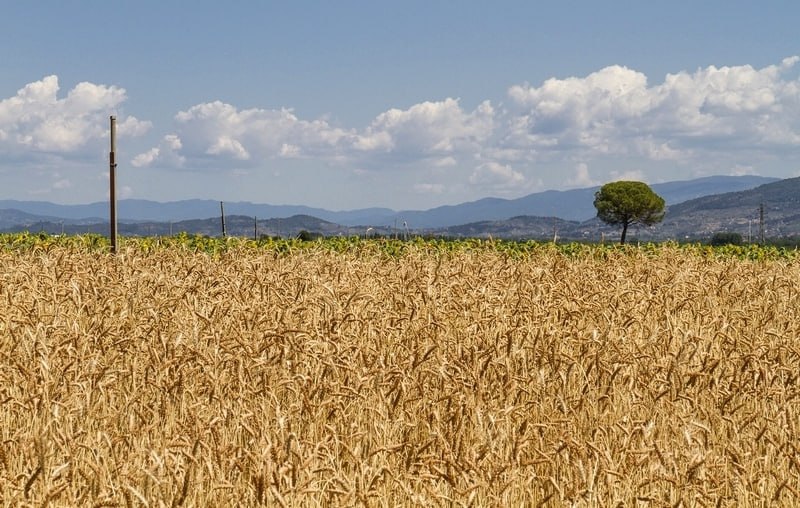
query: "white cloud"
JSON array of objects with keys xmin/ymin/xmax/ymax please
[
  {"xmin": 131, "ymin": 134, "xmax": 185, "ymax": 168},
  {"xmin": 131, "ymin": 148, "xmax": 159, "ymax": 168},
  {"xmin": 433, "ymin": 156, "xmax": 457, "ymax": 167},
  {"xmin": 631, "ymin": 137, "xmax": 686, "ymax": 161},
  {"xmin": 279, "ymin": 143, "xmax": 301, "ymax": 158},
  {"xmin": 469, "ymin": 162, "xmax": 524, "ymax": 188},
  {"xmin": 355, "ymin": 98, "xmax": 494, "ymax": 156},
  {"xmin": 139, "ymin": 97, "xmax": 498, "ymax": 177},
  {"xmin": 566, "ymin": 163, "xmax": 598, "ymax": 188},
  {"xmin": 207, "ymin": 136, "xmax": 250, "ymax": 160},
  {"xmin": 52, "ymin": 178, "xmax": 71, "ymax": 189},
  {"xmin": 169, "ymin": 100, "xmax": 352, "ymax": 164},
  {"xmin": 353, "ymin": 130, "xmax": 392, "ymax": 151},
  {"xmin": 609, "ymin": 169, "xmax": 645, "ymax": 182},
  {"xmin": 0, "ymin": 75, "xmax": 147, "ymax": 154},
  {"xmin": 504, "ymin": 57, "xmax": 800, "ymax": 162},
  {"xmin": 508, "ymin": 65, "xmax": 651, "ymax": 130},
  {"xmin": 414, "ymin": 183, "xmax": 445, "ymax": 194},
  {"xmin": 117, "ymin": 116, "xmax": 152, "ymax": 137},
  {"xmin": 115, "ymin": 56, "xmax": 800, "ymax": 199}
]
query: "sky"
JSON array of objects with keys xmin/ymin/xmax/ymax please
[{"xmin": 1, "ymin": 1, "xmax": 799, "ymax": 211}]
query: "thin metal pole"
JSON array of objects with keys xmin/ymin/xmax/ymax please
[
  {"xmin": 220, "ymin": 201, "xmax": 226, "ymax": 238},
  {"xmin": 109, "ymin": 116, "xmax": 118, "ymax": 253},
  {"xmin": 254, "ymin": 216, "xmax": 257, "ymax": 240}
]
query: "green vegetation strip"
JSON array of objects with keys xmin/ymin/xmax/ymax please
[{"xmin": 2, "ymin": 232, "xmax": 799, "ymax": 260}]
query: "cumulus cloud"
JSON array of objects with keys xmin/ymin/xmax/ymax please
[
  {"xmin": 131, "ymin": 148, "xmax": 159, "ymax": 168},
  {"xmin": 134, "ymin": 97, "xmax": 497, "ymax": 173},
  {"xmin": 0, "ymin": 75, "xmax": 148, "ymax": 154},
  {"xmin": 508, "ymin": 65, "xmax": 651, "ymax": 133},
  {"xmin": 469, "ymin": 162, "xmax": 525, "ymax": 189},
  {"xmin": 279, "ymin": 143, "xmax": 301, "ymax": 158},
  {"xmin": 126, "ymin": 56, "xmax": 800, "ymax": 195},
  {"xmin": 172, "ymin": 101, "xmax": 352, "ymax": 163},
  {"xmin": 131, "ymin": 101, "xmax": 358, "ymax": 169},
  {"xmin": 566, "ymin": 163, "xmax": 598, "ymax": 188},
  {"xmin": 117, "ymin": 116, "xmax": 152, "ymax": 137},
  {"xmin": 503, "ymin": 57, "xmax": 800, "ymax": 161},
  {"xmin": 131, "ymin": 134, "xmax": 185, "ymax": 168},
  {"xmin": 355, "ymin": 98, "xmax": 494, "ymax": 156},
  {"xmin": 207, "ymin": 135, "xmax": 250, "ymax": 160}
]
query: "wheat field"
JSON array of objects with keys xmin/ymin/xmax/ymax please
[{"xmin": 1, "ymin": 241, "xmax": 798, "ymax": 506}]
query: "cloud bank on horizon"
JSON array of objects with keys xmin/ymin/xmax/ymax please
[{"xmin": 2, "ymin": 56, "xmax": 799, "ymax": 207}]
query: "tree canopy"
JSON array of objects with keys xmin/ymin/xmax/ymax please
[{"xmin": 594, "ymin": 181, "xmax": 665, "ymax": 244}]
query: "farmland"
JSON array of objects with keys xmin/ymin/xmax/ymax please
[{"xmin": 1, "ymin": 235, "xmax": 799, "ymax": 506}]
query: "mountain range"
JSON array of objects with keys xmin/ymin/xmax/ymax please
[
  {"xmin": 2, "ymin": 174, "xmax": 796, "ymax": 241},
  {"xmin": 0, "ymin": 174, "xmax": 776, "ymax": 224},
  {"xmin": 436, "ymin": 176, "xmax": 800, "ymax": 242}
]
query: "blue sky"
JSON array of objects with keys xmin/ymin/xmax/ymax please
[{"xmin": 1, "ymin": 1, "xmax": 799, "ymax": 210}]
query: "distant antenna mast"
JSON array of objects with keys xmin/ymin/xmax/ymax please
[
  {"xmin": 553, "ymin": 218, "xmax": 558, "ymax": 243},
  {"xmin": 220, "ymin": 201, "xmax": 227, "ymax": 238},
  {"xmin": 109, "ymin": 116, "xmax": 118, "ymax": 253}
]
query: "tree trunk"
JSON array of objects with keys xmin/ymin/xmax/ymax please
[{"xmin": 620, "ymin": 222, "xmax": 629, "ymax": 245}]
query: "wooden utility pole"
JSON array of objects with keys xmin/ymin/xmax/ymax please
[
  {"xmin": 254, "ymin": 216, "xmax": 258, "ymax": 240},
  {"xmin": 220, "ymin": 201, "xmax": 227, "ymax": 238},
  {"xmin": 759, "ymin": 203, "xmax": 765, "ymax": 244},
  {"xmin": 109, "ymin": 116, "xmax": 118, "ymax": 254}
]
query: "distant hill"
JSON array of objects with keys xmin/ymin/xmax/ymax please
[
  {"xmin": 0, "ymin": 214, "xmax": 368, "ymax": 238},
  {"xmin": 0, "ymin": 175, "xmax": 776, "ymax": 230},
  {"xmin": 389, "ymin": 175, "xmax": 778, "ymax": 228},
  {"xmin": 440, "ymin": 216, "xmax": 581, "ymax": 240},
  {"xmin": 0, "ymin": 208, "xmax": 61, "ymax": 225},
  {"xmin": 428, "ymin": 177, "xmax": 800, "ymax": 242},
  {"xmin": 659, "ymin": 177, "xmax": 800, "ymax": 239},
  {"xmin": 0, "ymin": 198, "xmax": 392, "ymax": 225},
  {"xmin": 1, "ymin": 175, "xmax": 791, "ymax": 240}
]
